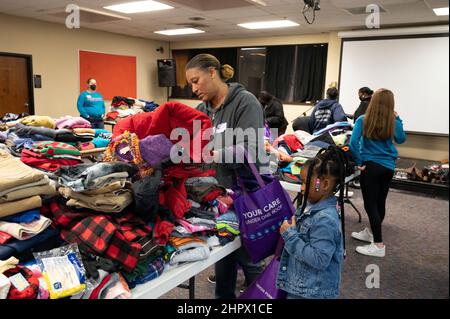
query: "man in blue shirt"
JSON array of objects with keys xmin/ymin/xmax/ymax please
[{"xmin": 77, "ymin": 78, "xmax": 106, "ymax": 129}]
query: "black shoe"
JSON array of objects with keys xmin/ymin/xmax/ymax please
[{"xmin": 207, "ymin": 275, "xmax": 216, "ymax": 284}]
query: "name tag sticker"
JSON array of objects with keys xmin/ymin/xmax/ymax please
[{"xmin": 216, "ymin": 123, "xmax": 227, "ymax": 134}]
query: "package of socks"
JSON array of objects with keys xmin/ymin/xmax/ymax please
[{"xmin": 33, "ymin": 243, "xmax": 87, "ymax": 299}]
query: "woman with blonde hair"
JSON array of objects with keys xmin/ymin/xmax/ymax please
[{"xmin": 350, "ymin": 89, "xmax": 406, "ymax": 257}]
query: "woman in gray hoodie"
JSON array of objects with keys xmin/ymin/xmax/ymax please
[{"xmin": 185, "ymin": 53, "xmax": 267, "ymax": 299}]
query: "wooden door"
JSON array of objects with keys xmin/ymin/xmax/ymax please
[{"xmin": 0, "ymin": 55, "xmax": 31, "ymax": 117}]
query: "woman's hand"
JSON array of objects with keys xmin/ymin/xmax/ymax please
[
  {"xmin": 278, "ymin": 151, "xmax": 293, "ymax": 163},
  {"xmin": 280, "ymin": 216, "xmax": 296, "ymax": 234},
  {"xmin": 357, "ymin": 166, "xmax": 366, "ymax": 172},
  {"xmin": 394, "ymin": 111, "xmax": 399, "ymax": 118}
]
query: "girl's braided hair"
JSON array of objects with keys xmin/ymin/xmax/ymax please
[{"xmin": 298, "ymin": 145, "xmax": 350, "ymax": 257}]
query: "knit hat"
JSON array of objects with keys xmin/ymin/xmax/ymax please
[
  {"xmin": 139, "ymin": 134, "xmax": 173, "ymax": 167},
  {"xmin": 104, "ymin": 131, "xmax": 153, "ymax": 178}
]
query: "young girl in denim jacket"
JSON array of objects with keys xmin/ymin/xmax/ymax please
[{"xmin": 277, "ymin": 146, "xmax": 348, "ymax": 299}]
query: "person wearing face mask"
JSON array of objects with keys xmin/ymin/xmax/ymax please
[
  {"xmin": 185, "ymin": 53, "xmax": 268, "ymax": 299},
  {"xmin": 353, "ymin": 87, "xmax": 374, "ymax": 122},
  {"xmin": 77, "ymin": 78, "xmax": 106, "ymax": 129}
]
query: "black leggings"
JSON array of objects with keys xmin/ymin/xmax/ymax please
[{"xmin": 360, "ymin": 161, "xmax": 394, "ymax": 243}]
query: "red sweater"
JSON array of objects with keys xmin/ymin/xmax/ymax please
[{"xmin": 112, "ymin": 102, "xmax": 212, "ymax": 163}]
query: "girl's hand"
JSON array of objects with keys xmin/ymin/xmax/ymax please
[
  {"xmin": 357, "ymin": 165, "xmax": 366, "ymax": 172},
  {"xmin": 394, "ymin": 111, "xmax": 399, "ymax": 118},
  {"xmin": 280, "ymin": 216, "xmax": 296, "ymax": 234}
]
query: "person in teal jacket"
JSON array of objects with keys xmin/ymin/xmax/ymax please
[
  {"xmin": 77, "ymin": 78, "xmax": 105, "ymax": 129},
  {"xmin": 349, "ymin": 88, "xmax": 406, "ymax": 258}
]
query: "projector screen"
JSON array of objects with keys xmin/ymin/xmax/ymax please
[{"xmin": 339, "ymin": 36, "xmax": 449, "ymax": 135}]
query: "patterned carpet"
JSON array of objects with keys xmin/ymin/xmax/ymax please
[{"xmin": 160, "ymin": 187, "xmax": 449, "ymax": 299}]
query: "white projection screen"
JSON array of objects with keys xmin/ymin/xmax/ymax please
[{"xmin": 339, "ymin": 35, "xmax": 449, "ymax": 135}]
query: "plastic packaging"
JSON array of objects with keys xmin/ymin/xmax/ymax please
[{"xmin": 33, "ymin": 243, "xmax": 87, "ymax": 299}]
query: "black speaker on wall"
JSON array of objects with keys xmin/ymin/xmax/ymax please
[{"xmin": 157, "ymin": 59, "xmax": 176, "ymax": 87}]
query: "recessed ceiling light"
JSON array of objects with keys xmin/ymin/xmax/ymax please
[
  {"xmin": 433, "ymin": 7, "xmax": 449, "ymax": 16},
  {"xmin": 246, "ymin": 0, "xmax": 267, "ymax": 6},
  {"xmin": 104, "ymin": 1, "xmax": 173, "ymax": 14},
  {"xmin": 238, "ymin": 20, "xmax": 299, "ymax": 29},
  {"xmin": 154, "ymin": 28, "xmax": 205, "ymax": 36}
]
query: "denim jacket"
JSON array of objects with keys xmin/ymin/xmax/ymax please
[{"xmin": 276, "ymin": 196, "xmax": 343, "ymax": 299}]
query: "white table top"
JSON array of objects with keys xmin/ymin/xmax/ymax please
[{"xmin": 131, "ymin": 237, "xmax": 242, "ymax": 299}]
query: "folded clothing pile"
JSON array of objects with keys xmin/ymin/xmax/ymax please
[
  {"xmin": 13, "ymin": 123, "xmax": 78, "ymax": 144},
  {"xmin": 55, "ymin": 162, "xmax": 136, "ymax": 213},
  {"xmin": 312, "ymin": 121, "xmax": 353, "ymax": 137},
  {"xmin": 185, "ymin": 176, "xmax": 227, "ymax": 204},
  {"xmin": 0, "ymin": 151, "xmax": 58, "ymax": 261},
  {"xmin": 92, "ymin": 129, "xmax": 112, "ymax": 148},
  {"xmin": 73, "ymin": 128, "xmax": 95, "ymax": 142},
  {"xmin": 1, "ymin": 112, "xmax": 29, "ymax": 123},
  {"xmin": 0, "ymin": 150, "xmax": 57, "ymax": 218},
  {"xmin": 55, "ymin": 116, "xmax": 92, "ymax": 129},
  {"xmin": 56, "ymin": 162, "xmax": 137, "ymax": 192},
  {"xmin": 168, "ymin": 236, "xmax": 210, "ymax": 265},
  {"xmin": 215, "ymin": 211, "xmax": 240, "ymax": 246},
  {"xmin": 21, "ymin": 141, "xmax": 83, "ymax": 172},
  {"xmin": 87, "ymin": 272, "xmax": 131, "ymax": 299},
  {"xmin": 42, "ymin": 199, "xmax": 152, "ymax": 272},
  {"xmin": 19, "ymin": 116, "xmax": 56, "ymax": 129},
  {"xmin": 106, "ymin": 96, "xmax": 158, "ymax": 121},
  {"xmin": 0, "ymin": 210, "xmax": 52, "ymax": 241}
]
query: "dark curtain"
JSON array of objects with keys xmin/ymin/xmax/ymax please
[
  {"xmin": 294, "ymin": 44, "xmax": 328, "ymax": 102},
  {"xmin": 263, "ymin": 46, "xmax": 296, "ymax": 101}
]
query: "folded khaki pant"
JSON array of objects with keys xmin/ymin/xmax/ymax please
[
  {"xmin": 0, "ymin": 176, "xmax": 50, "ymax": 197},
  {"xmin": 59, "ymin": 187, "xmax": 132, "ymax": 213},
  {"xmin": 0, "ymin": 150, "xmax": 44, "ymax": 194},
  {"xmin": 80, "ymin": 180, "xmax": 132, "ymax": 195},
  {"xmin": 0, "ymin": 196, "xmax": 42, "ymax": 218},
  {"xmin": 0, "ymin": 181, "xmax": 57, "ymax": 203}
]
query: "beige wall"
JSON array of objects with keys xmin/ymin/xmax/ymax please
[{"xmin": 0, "ymin": 13, "xmax": 169, "ymax": 118}]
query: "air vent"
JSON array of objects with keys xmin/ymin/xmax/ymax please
[
  {"xmin": 44, "ymin": 6, "xmax": 130, "ymax": 23},
  {"xmin": 176, "ymin": 23, "xmax": 209, "ymax": 28},
  {"xmin": 189, "ymin": 17, "xmax": 206, "ymax": 21},
  {"xmin": 169, "ymin": 0, "xmax": 253, "ymax": 11},
  {"xmin": 343, "ymin": 6, "xmax": 387, "ymax": 15}
]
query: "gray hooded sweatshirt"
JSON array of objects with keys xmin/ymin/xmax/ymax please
[{"xmin": 197, "ymin": 83, "xmax": 268, "ymax": 188}]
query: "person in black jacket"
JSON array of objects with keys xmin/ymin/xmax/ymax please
[
  {"xmin": 259, "ymin": 91, "xmax": 289, "ymax": 137},
  {"xmin": 353, "ymin": 87, "xmax": 374, "ymax": 121}
]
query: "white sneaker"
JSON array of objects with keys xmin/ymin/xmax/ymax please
[
  {"xmin": 356, "ymin": 243, "xmax": 385, "ymax": 257},
  {"xmin": 351, "ymin": 228, "xmax": 374, "ymax": 243}
]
